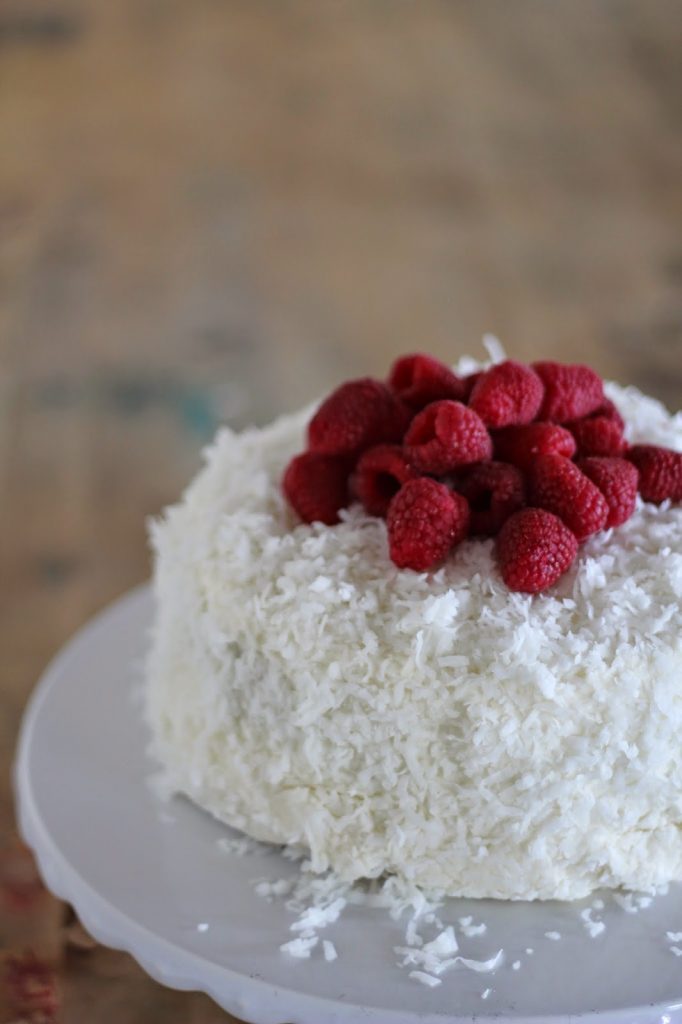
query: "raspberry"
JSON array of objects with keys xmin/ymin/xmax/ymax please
[
  {"xmin": 388, "ymin": 353, "xmax": 465, "ymax": 409},
  {"xmin": 404, "ymin": 400, "xmax": 492, "ymax": 474},
  {"xmin": 468, "ymin": 360, "xmax": 544, "ymax": 428},
  {"xmin": 533, "ymin": 362, "xmax": 604, "ymax": 423},
  {"xmin": 568, "ymin": 415, "xmax": 626, "ymax": 457},
  {"xmin": 387, "ymin": 478, "xmax": 470, "ymax": 571},
  {"xmin": 307, "ymin": 378, "xmax": 409, "ymax": 456},
  {"xmin": 496, "ymin": 508, "xmax": 578, "ymax": 593},
  {"xmin": 591, "ymin": 397, "xmax": 625, "ymax": 431},
  {"xmin": 282, "ymin": 451, "xmax": 350, "ymax": 525},
  {"xmin": 353, "ymin": 444, "xmax": 418, "ymax": 518},
  {"xmin": 578, "ymin": 457, "xmax": 639, "ymax": 528},
  {"xmin": 626, "ymin": 445, "xmax": 682, "ymax": 503},
  {"xmin": 493, "ymin": 422, "xmax": 577, "ymax": 471},
  {"xmin": 528, "ymin": 454, "xmax": 609, "ymax": 540},
  {"xmin": 458, "ymin": 461, "xmax": 526, "ymax": 536}
]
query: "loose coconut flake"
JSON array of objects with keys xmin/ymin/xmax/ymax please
[
  {"xmin": 409, "ymin": 971, "xmax": 442, "ymax": 988},
  {"xmin": 580, "ymin": 907, "xmax": 606, "ymax": 938},
  {"xmin": 254, "ymin": 855, "xmax": 505, "ymax": 985},
  {"xmin": 280, "ymin": 935, "xmax": 318, "ymax": 959},
  {"xmin": 322, "ymin": 939, "xmax": 338, "ymax": 962}
]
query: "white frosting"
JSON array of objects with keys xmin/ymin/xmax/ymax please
[{"xmin": 146, "ymin": 379, "xmax": 682, "ymax": 900}]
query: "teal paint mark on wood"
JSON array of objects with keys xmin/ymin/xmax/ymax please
[
  {"xmin": 34, "ymin": 371, "xmax": 220, "ymax": 442},
  {"xmin": 177, "ymin": 389, "xmax": 218, "ymax": 441}
]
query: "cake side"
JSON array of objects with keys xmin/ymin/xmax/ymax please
[{"xmin": 146, "ymin": 382, "xmax": 682, "ymax": 900}]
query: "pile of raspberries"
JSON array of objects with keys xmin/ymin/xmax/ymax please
[{"xmin": 282, "ymin": 355, "xmax": 682, "ymax": 593}]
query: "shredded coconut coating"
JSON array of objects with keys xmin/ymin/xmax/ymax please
[{"xmin": 146, "ymin": 380, "xmax": 682, "ymax": 900}]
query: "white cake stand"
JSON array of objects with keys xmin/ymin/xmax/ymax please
[{"xmin": 14, "ymin": 586, "xmax": 682, "ymax": 1024}]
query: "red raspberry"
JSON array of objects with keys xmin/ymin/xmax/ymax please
[
  {"xmin": 468, "ymin": 360, "xmax": 544, "ymax": 428},
  {"xmin": 493, "ymin": 422, "xmax": 577, "ymax": 471},
  {"xmin": 307, "ymin": 378, "xmax": 409, "ymax": 457},
  {"xmin": 591, "ymin": 397, "xmax": 625, "ymax": 431},
  {"xmin": 568, "ymin": 415, "xmax": 626, "ymax": 457},
  {"xmin": 282, "ymin": 451, "xmax": 350, "ymax": 525},
  {"xmin": 528, "ymin": 454, "xmax": 609, "ymax": 540},
  {"xmin": 388, "ymin": 353, "xmax": 465, "ymax": 409},
  {"xmin": 387, "ymin": 478, "xmax": 470, "ymax": 571},
  {"xmin": 626, "ymin": 445, "xmax": 682, "ymax": 503},
  {"xmin": 404, "ymin": 400, "xmax": 492, "ymax": 474},
  {"xmin": 533, "ymin": 362, "xmax": 604, "ymax": 423},
  {"xmin": 458, "ymin": 462, "xmax": 526, "ymax": 536},
  {"xmin": 496, "ymin": 508, "xmax": 578, "ymax": 593},
  {"xmin": 353, "ymin": 444, "xmax": 418, "ymax": 518},
  {"xmin": 578, "ymin": 457, "xmax": 639, "ymax": 528}
]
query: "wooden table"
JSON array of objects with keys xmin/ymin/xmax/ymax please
[{"xmin": 1, "ymin": 1, "xmax": 680, "ymax": 1020}]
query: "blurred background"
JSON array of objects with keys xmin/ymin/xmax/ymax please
[{"xmin": 1, "ymin": 1, "xmax": 681, "ymax": 1020}]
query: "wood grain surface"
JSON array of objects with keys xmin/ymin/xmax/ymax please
[{"xmin": 1, "ymin": 1, "xmax": 681, "ymax": 1020}]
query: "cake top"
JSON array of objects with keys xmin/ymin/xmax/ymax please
[
  {"xmin": 175, "ymin": 363, "xmax": 682, "ymax": 677},
  {"xmin": 280, "ymin": 351, "xmax": 682, "ymax": 593}
]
